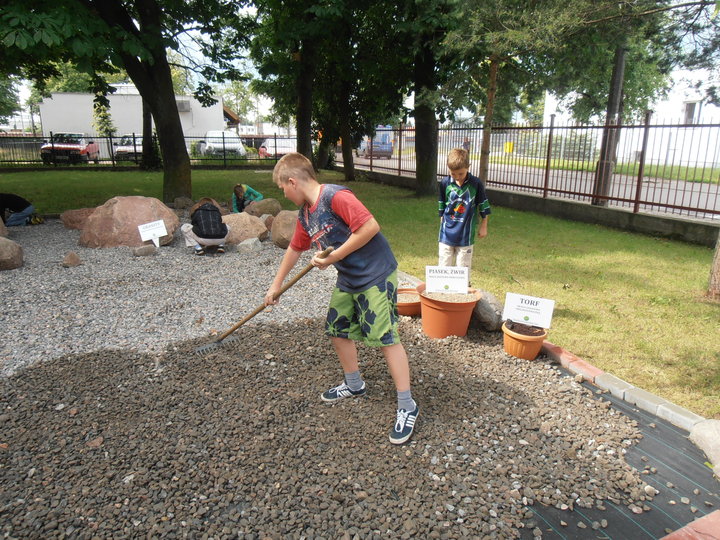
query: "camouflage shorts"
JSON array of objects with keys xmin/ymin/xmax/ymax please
[{"xmin": 324, "ymin": 270, "xmax": 400, "ymax": 347}]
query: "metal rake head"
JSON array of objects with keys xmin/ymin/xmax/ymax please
[{"xmin": 194, "ymin": 334, "xmax": 241, "ymax": 356}]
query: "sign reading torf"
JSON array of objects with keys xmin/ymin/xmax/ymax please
[
  {"xmin": 425, "ymin": 265, "xmax": 469, "ymax": 294},
  {"xmin": 502, "ymin": 292, "xmax": 555, "ymax": 329}
]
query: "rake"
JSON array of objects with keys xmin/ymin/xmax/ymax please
[{"xmin": 195, "ymin": 247, "xmax": 333, "ymax": 356}]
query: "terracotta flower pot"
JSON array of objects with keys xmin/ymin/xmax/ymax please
[
  {"xmin": 397, "ymin": 288, "xmax": 421, "ymax": 316},
  {"xmin": 417, "ymin": 283, "xmax": 482, "ymax": 339},
  {"xmin": 501, "ymin": 322, "xmax": 548, "ymax": 360}
]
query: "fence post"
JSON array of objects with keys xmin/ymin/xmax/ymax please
[
  {"xmin": 543, "ymin": 114, "xmax": 555, "ymax": 198},
  {"xmin": 50, "ymin": 131, "xmax": 56, "ymax": 167},
  {"xmin": 222, "ymin": 131, "xmax": 227, "ymax": 167},
  {"xmin": 397, "ymin": 124, "xmax": 403, "ymax": 176},
  {"xmin": 369, "ymin": 134, "xmax": 374, "ymax": 171},
  {"xmin": 109, "ymin": 133, "xmax": 115, "ymax": 167},
  {"xmin": 633, "ymin": 110, "xmax": 652, "ymax": 214}
]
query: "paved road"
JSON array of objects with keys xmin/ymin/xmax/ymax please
[{"xmin": 343, "ymin": 154, "xmax": 720, "ymax": 222}]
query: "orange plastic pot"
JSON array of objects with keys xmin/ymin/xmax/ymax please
[
  {"xmin": 501, "ymin": 322, "xmax": 548, "ymax": 360},
  {"xmin": 417, "ymin": 283, "xmax": 481, "ymax": 339},
  {"xmin": 397, "ymin": 288, "xmax": 421, "ymax": 316}
]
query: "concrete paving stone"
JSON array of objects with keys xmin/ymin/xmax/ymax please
[
  {"xmin": 656, "ymin": 402, "xmax": 705, "ymax": 432},
  {"xmin": 661, "ymin": 509, "xmax": 720, "ymax": 540},
  {"xmin": 624, "ymin": 387, "xmax": 668, "ymax": 415},
  {"xmin": 594, "ymin": 373, "xmax": 635, "ymax": 399},
  {"xmin": 690, "ymin": 420, "xmax": 720, "ymax": 478}
]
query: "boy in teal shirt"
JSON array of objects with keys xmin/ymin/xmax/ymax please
[{"xmin": 438, "ymin": 148, "xmax": 491, "ymax": 274}]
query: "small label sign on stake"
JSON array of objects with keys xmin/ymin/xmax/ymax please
[
  {"xmin": 425, "ymin": 266, "xmax": 469, "ymax": 294},
  {"xmin": 138, "ymin": 220, "xmax": 167, "ymax": 248},
  {"xmin": 502, "ymin": 293, "xmax": 555, "ymax": 329}
]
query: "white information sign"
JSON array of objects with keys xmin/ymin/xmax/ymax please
[
  {"xmin": 138, "ymin": 220, "xmax": 167, "ymax": 248},
  {"xmin": 425, "ymin": 266, "xmax": 469, "ymax": 294},
  {"xmin": 502, "ymin": 293, "xmax": 555, "ymax": 329}
]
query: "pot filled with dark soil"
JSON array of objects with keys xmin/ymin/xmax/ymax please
[{"xmin": 501, "ymin": 319, "xmax": 548, "ymax": 360}]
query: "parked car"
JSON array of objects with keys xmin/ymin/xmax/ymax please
[
  {"xmin": 356, "ymin": 127, "xmax": 393, "ymax": 159},
  {"xmin": 260, "ymin": 138, "xmax": 297, "ymax": 158},
  {"xmin": 113, "ymin": 134, "xmax": 143, "ymax": 161},
  {"xmin": 199, "ymin": 130, "xmax": 247, "ymax": 157},
  {"xmin": 40, "ymin": 133, "xmax": 100, "ymax": 164}
]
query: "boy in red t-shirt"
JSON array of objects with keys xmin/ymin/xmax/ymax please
[{"xmin": 264, "ymin": 153, "xmax": 418, "ymax": 444}]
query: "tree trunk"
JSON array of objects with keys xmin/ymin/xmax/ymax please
[
  {"xmin": 90, "ymin": 0, "xmax": 191, "ymax": 202},
  {"xmin": 315, "ymin": 138, "xmax": 331, "ymax": 170},
  {"xmin": 478, "ymin": 56, "xmax": 499, "ymax": 184},
  {"xmin": 592, "ymin": 43, "xmax": 627, "ymax": 206},
  {"xmin": 136, "ymin": 60, "xmax": 191, "ymax": 202},
  {"xmin": 295, "ymin": 42, "xmax": 316, "ymax": 161},
  {"xmin": 708, "ymin": 229, "xmax": 720, "ymax": 300},
  {"xmin": 414, "ymin": 41, "xmax": 438, "ymax": 196},
  {"xmin": 340, "ymin": 121, "xmax": 355, "ymax": 182},
  {"xmin": 139, "ymin": 98, "xmax": 161, "ymax": 170}
]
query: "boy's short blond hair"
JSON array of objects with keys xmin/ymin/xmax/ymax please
[
  {"xmin": 447, "ymin": 148, "xmax": 470, "ymax": 170},
  {"xmin": 273, "ymin": 152, "xmax": 316, "ymax": 186}
]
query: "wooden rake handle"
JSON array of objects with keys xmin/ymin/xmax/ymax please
[{"xmin": 215, "ymin": 246, "xmax": 334, "ymax": 342}]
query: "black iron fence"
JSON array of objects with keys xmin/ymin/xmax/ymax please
[
  {"xmin": 340, "ymin": 120, "xmax": 720, "ymax": 222},
  {"xmin": 0, "ymin": 133, "xmax": 297, "ymax": 167},
  {"xmin": 2, "ymin": 120, "xmax": 719, "ymax": 221}
]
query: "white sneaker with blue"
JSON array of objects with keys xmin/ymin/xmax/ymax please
[
  {"xmin": 389, "ymin": 404, "xmax": 419, "ymax": 444},
  {"xmin": 321, "ymin": 381, "xmax": 366, "ymax": 403}
]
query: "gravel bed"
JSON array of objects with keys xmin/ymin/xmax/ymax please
[
  {"xmin": 0, "ymin": 220, "xmax": 654, "ymax": 538},
  {"xmin": 1, "ymin": 219, "xmax": 339, "ymax": 377}
]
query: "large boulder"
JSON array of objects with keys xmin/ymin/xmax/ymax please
[
  {"xmin": 61, "ymin": 207, "xmax": 96, "ymax": 230},
  {"xmin": 0, "ymin": 220, "xmax": 7, "ymax": 238},
  {"xmin": 222, "ymin": 212, "xmax": 269, "ymax": 245},
  {"xmin": 79, "ymin": 196, "xmax": 180, "ymax": 248},
  {"xmin": 0, "ymin": 237, "xmax": 23, "ymax": 270},
  {"xmin": 245, "ymin": 198, "xmax": 282, "ymax": 217},
  {"xmin": 271, "ymin": 210, "xmax": 299, "ymax": 249}
]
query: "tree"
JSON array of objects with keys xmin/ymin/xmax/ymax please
[
  {"xmin": 251, "ymin": 0, "xmax": 411, "ymax": 177},
  {"xmin": 709, "ymin": 229, "xmax": 720, "ymax": 300},
  {"xmin": 219, "ymin": 79, "xmax": 256, "ymax": 124},
  {"xmin": 0, "ymin": 76, "xmax": 21, "ymax": 124},
  {"xmin": 1, "ymin": 1, "xmax": 251, "ymax": 202}
]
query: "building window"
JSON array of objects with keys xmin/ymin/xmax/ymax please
[{"xmin": 683, "ymin": 102, "xmax": 697, "ymax": 124}]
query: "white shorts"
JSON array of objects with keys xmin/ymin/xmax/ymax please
[
  {"xmin": 438, "ymin": 242, "xmax": 474, "ymax": 271},
  {"xmin": 181, "ymin": 223, "xmax": 230, "ymax": 247}
]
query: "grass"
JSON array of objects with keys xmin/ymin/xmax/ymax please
[{"xmin": 2, "ymin": 168, "xmax": 718, "ymax": 419}]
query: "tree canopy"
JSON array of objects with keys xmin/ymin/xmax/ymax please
[{"xmin": 1, "ymin": 0, "xmax": 717, "ymax": 196}]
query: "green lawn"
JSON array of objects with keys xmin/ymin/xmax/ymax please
[{"xmin": 2, "ymin": 168, "xmax": 718, "ymax": 419}]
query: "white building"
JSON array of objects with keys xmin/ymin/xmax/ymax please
[{"xmin": 38, "ymin": 84, "xmax": 225, "ymax": 139}]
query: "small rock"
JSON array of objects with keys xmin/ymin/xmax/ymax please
[
  {"xmin": 62, "ymin": 251, "xmax": 82, "ymax": 267},
  {"xmin": 85, "ymin": 436, "xmax": 104, "ymax": 448},
  {"xmin": 131, "ymin": 244, "xmax": 157, "ymax": 257}
]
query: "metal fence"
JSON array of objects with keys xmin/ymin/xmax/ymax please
[
  {"xmin": 2, "ymin": 120, "xmax": 719, "ymax": 221},
  {"xmin": 0, "ymin": 133, "xmax": 296, "ymax": 167},
  {"xmin": 341, "ymin": 120, "xmax": 720, "ymax": 222}
]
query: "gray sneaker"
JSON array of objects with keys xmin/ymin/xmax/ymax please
[{"xmin": 321, "ymin": 381, "xmax": 366, "ymax": 403}]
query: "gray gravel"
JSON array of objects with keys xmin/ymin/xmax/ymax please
[
  {"xmin": 1, "ymin": 219, "xmax": 339, "ymax": 377},
  {"xmin": 0, "ymin": 220, "xmax": 656, "ymax": 539}
]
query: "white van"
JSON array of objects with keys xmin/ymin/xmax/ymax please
[{"xmin": 200, "ymin": 130, "xmax": 247, "ymax": 157}]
